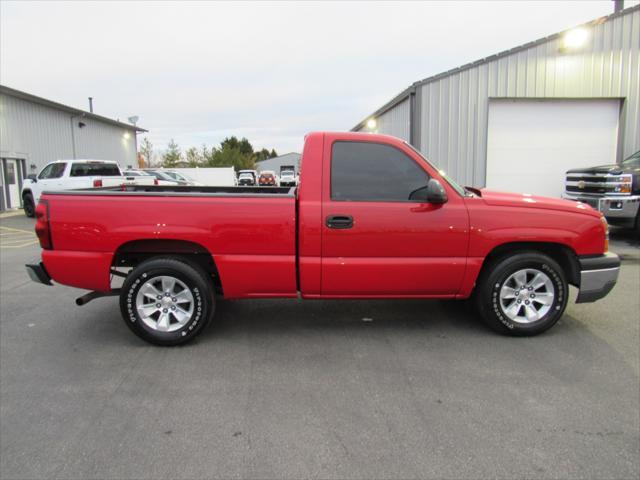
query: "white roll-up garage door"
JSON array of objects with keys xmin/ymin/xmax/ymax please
[{"xmin": 486, "ymin": 99, "xmax": 620, "ymax": 198}]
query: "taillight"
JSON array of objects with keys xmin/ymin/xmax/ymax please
[
  {"xmin": 154, "ymin": 179, "xmax": 159, "ymax": 185},
  {"xmin": 93, "ymin": 179, "xmax": 103, "ymax": 187},
  {"xmin": 35, "ymin": 200, "xmax": 53, "ymax": 250}
]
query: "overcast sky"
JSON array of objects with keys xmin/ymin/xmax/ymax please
[{"xmin": 0, "ymin": 1, "xmax": 630, "ymax": 154}]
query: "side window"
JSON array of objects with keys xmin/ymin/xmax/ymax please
[
  {"xmin": 38, "ymin": 164, "xmax": 55, "ymax": 179},
  {"xmin": 331, "ymin": 141, "xmax": 429, "ymax": 202},
  {"xmin": 49, "ymin": 163, "xmax": 66, "ymax": 178}
]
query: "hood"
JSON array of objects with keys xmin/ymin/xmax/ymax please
[
  {"xmin": 479, "ymin": 189, "xmax": 600, "ymax": 218},
  {"xmin": 566, "ymin": 164, "xmax": 625, "ymax": 175}
]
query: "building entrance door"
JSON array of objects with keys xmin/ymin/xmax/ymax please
[{"xmin": 3, "ymin": 159, "xmax": 22, "ymax": 209}]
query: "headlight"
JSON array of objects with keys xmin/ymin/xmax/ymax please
[{"xmin": 615, "ymin": 175, "xmax": 632, "ymax": 194}]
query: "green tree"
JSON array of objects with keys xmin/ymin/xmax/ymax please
[
  {"xmin": 162, "ymin": 139, "xmax": 182, "ymax": 167},
  {"xmin": 185, "ymin": 146, "xmax": 204, "ymax": 167},
  {"xmin": 270, "ymin": 148, "xmax": 278, "ymax": 158},
  {"xmin": 254, "ymin": 148, "xmax": 271, "ymax": 162},
  {"xmin": 138, "ymin": 137, "xmax": 153, "ymax": 167},
  {"xmin": 209, "ymin": 142, "xmax": 256, "ymax": 170}
]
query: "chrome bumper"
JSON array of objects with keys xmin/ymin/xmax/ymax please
[
  {"xmin": 575, "ymin": 252, "xmax": 620, "ymax": 303},
  {"xmin": 563, "ymin": 193, "xmax": 640, "ymax": 221}
]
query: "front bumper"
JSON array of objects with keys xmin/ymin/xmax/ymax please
[
  {"xmin": 563, "ymin": 193, "xmax": 640, "ymax": 223},
  {"xmin": 25, "ymin": 262, "xmax": 53, "ymax": 286},
  {"xmin": 575, "ymin": 252, "xmax": 620, "ymax": 303}
]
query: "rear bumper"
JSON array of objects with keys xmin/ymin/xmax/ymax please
[
  {"xmin": 25, "ymin": 262, "xmax": 53, "ymax": 286},
  {"xmin": 576, "ymin": 252, "xmax": 620, "ymax": 303}
]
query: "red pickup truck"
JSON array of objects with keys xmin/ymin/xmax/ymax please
[{"xmin": 27, "ymin": 132, "xmax": 620, "ymax": 345}]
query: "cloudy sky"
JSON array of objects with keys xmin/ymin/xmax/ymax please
[{"xmin": 0, "ymin": 1, "xmax": 628, "ymax": 154}]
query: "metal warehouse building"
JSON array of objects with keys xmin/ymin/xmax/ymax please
[
  {"xmin": 256, "ymin": 152, "xmax": 302, "ymax": 174},
  {"xmin": 353, "ymin": 5, "xmax": 639, "ymax": 198},
  {"xmin": 0, "ymin": 85, "xmax": 146, "ymax": 211}
]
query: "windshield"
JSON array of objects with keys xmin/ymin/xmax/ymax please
[
  {"xmin": 153, "ymin": 171, "xmax": 175, "ymax": 181},
  {"xmin": 622, "ymin": 151, "xmax": 640, "ymax": 168},
  {"xmin": 239, "ymin": 173, "xmax": 253, "ymax": 179},
  {"xmin": 166, "ymin": 171, "xmax": 193, "ymax": 182},
  {"xmin": 404, "ymin": 142, "xmax": 467, "ymax": 196}
]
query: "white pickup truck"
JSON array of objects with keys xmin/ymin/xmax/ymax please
[{"xmin": 21, "ymin": 159, "xmax": 156, "ymax": 217}]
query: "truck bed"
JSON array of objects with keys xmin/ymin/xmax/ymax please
[
  {"xmin": 39, "ymin": 187, "xmax": 298, "ymax": 298},
  {"xmin": 46, "ymin": 185, "xmax": 296, "ymax": 197}
]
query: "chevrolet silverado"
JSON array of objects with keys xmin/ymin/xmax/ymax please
[{"xmin": 26, "ymin": 132, "xmax": 620, "ymax": 345}]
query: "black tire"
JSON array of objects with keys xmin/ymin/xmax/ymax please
[
  {"xmin": 23, "ymin": 193, "xmax": 35, "ymax": 217},
  {"xmin": 475, "ymin": 251, "xmax": 568, "ymax": 336},
  {"xmin": 119, "ymin": 257, "xmax": 215, "ymax": 346}
]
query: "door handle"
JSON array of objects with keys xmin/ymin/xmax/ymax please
[{"xmin": 326, "ymin": 215, "xmax": 353, "ymax": 229}]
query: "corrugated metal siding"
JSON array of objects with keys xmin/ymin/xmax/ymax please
[
  {"xmin": 0, "ymin": 94, "xmax": 138, "ymax": 173},
  {"xmin": 356, "ymin": 97, "xmax": 411, "ymax": 142},
  {"xmin": 256, "ymin": 153, "xmax": 302, "ymax": 173},
  {"xmin": 355, "ymin": 7, "xmax": 639, "ymax": 187},
  {"xmin": 0, "ymin": 94, "xmax": 74, "ymax": 167}
]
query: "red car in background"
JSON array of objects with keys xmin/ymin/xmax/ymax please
[{"xmin": 258, "ymin": 171, "xmax": 277, "ymax": 186}]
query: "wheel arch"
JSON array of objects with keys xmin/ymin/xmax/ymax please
[
  {"xmin": 479, "ymin": 241, "xmax": 580, "ymax": 287},
  {"xmin": 112, "ymin": 239, "xmax": 224, "ymax": 295}
]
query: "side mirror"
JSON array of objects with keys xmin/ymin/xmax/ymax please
[
  {"xmin": 426, "ymin": 179, "xmax": 448, "ymax": 204},
  {"xmin": 27, "ymin": 174, "xmax": 37, "ymax": 182}
]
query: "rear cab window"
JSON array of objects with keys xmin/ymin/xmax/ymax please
[
  {"xmin": 70, "ymin": 162, "xmax": 121, "ymax": 177},
  {"xmin": 330, "ymin": 141, "xmax": 429, "ymax": 202}
]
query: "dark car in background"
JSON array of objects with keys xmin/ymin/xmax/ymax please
[{"xmin": 563, "ymin": 150, "xmax": 640, "ymax": 233}]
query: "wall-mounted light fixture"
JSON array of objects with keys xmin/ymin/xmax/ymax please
[
  {"xmin": 561, "ymin": 27, "xmax": 589, "ymax": 51},
  {"xmin": 123, "ymin": 132, "xmax": 131, "ymax": 140},
  {"xmin": 366, "ymin": 118, "xmax": 377, "ymax": 130},
  {"xmin": 78, "ymin": 121, "xmax": 86, "ymax": 128}
]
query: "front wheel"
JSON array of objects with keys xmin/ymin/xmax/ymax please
[
  {"xmin": 475, "ymin": 252, "xmax": 568, "ymax": 336},
  {"xmin": 23, "ymin": 193, "xmax": 35, "ymax": 217},
  {"xmin": 119, "ymin": 257, "xmax": 215, "ymax": 346}
]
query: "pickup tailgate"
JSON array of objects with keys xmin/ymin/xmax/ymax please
[{"xmin": 40, "ymin": 191, "xmax": 297, "ymax": 298}]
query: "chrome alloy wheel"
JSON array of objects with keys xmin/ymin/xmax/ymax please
[
  {"xmin": 135, "ymin": 276, "xmax": 195, "ymax": 332},
  {"xmin": 499, "ymin": 268, "xmax": 555, "ymax": 324}
]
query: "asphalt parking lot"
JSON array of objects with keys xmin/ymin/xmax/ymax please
[{"xmin": 0, "ymin": 213, "xmax": 638, "ymax": 480}]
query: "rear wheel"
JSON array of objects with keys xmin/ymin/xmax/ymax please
[
  {"xmin": 475, "ymin": 252, "xmax": 568, "ymax": 336},
  {"xmin": 119, "ymin": 257, "xmax": 215, "ymax": 346},
  {"xmin": 23, "ymin": 193, "xmax": 35, "ymax": 217}
]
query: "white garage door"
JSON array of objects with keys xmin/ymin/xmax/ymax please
[{"xmin": 486, "ymin": 99, "xmax": 620, "ymax": 198}]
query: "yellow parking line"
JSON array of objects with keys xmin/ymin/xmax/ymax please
[
  {"xmin": 0, "ymin": 226, "xmax": 34, "ymax": 234},
  {"xmin": 0, "ymin": 227, "xmax": 37, "ymax": 249},
  {"xmin": 0, "ymin": 237, "xmax": 37, "ymax": 246},
  {"xmin": 0, "ymin": 240, "xmax": 39, "ymax": 248}
]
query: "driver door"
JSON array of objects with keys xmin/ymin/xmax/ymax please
[
  {"xmin": 320, "ymin": 136, "xmax": 469, "ymax": 296},
  {"xmin": 34, "ymin": 162, "xmax": 66, "ymax": 202}
]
